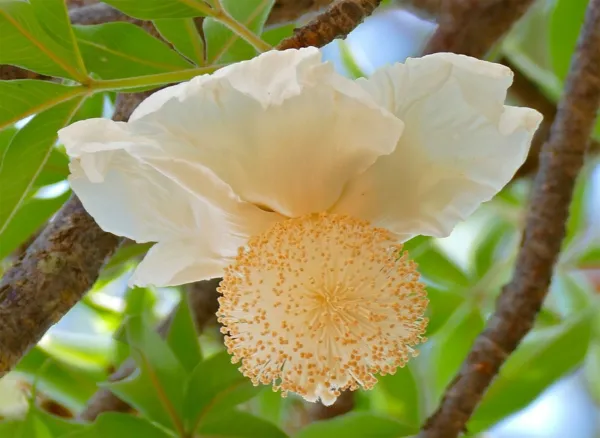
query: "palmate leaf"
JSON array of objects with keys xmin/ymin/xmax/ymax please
[
  {"xmin": 0, "ymin": 1, "xmax": 87, "ymax": 80},
  {"xmin": 15, "ymin": 347, "xmax": 103, "ymax": 412},
  {"xmin": 0, "ymin": 96, "xmax": 85, "ymax": 240},
  {"xmin": 198, "ymin": 411, "xmax": 288, "ymax": 438},
  {"xmin": 0, "ymin": 81, "xmax": 83, "ymax": 131},
  {"xmin": 166, "ymin": 293, "xmax": 203, "ymax": 373},
  {"xmin": 430, "ymin": 303, "xmax": 485, "ymax": 398},
  {"xmin": 183, "ymin": 351, "xmax": 262, "ymax": 433},
  {"xmin": 65, "ymin": 413, "xmax": 171, "ymax": 438},
  {"xmin": 154, "ymin": 18, "xmax": 205, "ymax": 65},
  {"xmin": 204, "ymin": 0, "xmax": 274, "ymax": 63},
  {"xmin": 0, "ymin": 191, "xmax": 70, "ymax": 260},
  {"xmin": 104, "ymin": 315, "xmax": 187, "ymax": 432},
  {"xmin": 74, "ymin": 22, "xmax": 194, "ymax": 80},
  {"xmin": 102, "ymin": 0, "xmax": 210, "ymax": 19},
  {"xmin": 375, "ymin": 363, "xmax": 421, "ymax": 427}
]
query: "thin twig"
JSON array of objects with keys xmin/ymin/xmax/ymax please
[
  {"xmin": 277, "ymin": 0, "xmax": 381, "ymax": 50},
  {"xmin": 420, "ymin": 1, "xmax": 600, "ymax": 436},
  {"xmin": 78, "ymin": 279, "xmax": 221, "ymax": 421}
]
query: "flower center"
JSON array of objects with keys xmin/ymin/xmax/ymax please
[{"xmin": 217, "ymin": 213, "xmax": 428, "ymax": 406}]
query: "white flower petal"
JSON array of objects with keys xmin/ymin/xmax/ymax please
[
  {"xmin": 59, "ymin": 118, "xmax": 280, "ymax": 286},
  {"xmin": 131, "ymin": 48, "xmax": 404, "ymax": 217},
  {"xmin": 333, "ymin": 53, "xmax": 543, "ymax": 238},
  {"xmin": 129, "ymin": 239, "xmax": 227, "ymax": 287}
]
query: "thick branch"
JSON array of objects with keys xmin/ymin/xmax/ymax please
[
  {"xmin": 420, "ymin": 1, "xmax": 600, "ymax": 436},
  {"xmin": 422, "ymin": 0, "xmax": 535, "ymax": 58},
  {"xmin": 277, "ymin": 0, "xmax": 381, "ymax": 50},
  {"xmin": 78, "ymin": 278, "xmax": 221, "ymax": 421},
  {"xmin": 0, "ymin": 92, "xmax": 151, "ymax": 378}
]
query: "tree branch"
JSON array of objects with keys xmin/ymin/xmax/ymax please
[
  {"xmin": 0, "ymin": 92, "xmax": 151, "ymax": 378},
  {"xmin": 277, "ymin": 0, "xmax": 381, "ymax": 50},
  {"xmin": 420, "ymin": 1, "xmax": 600, "ymax": 436},
  {"xmin": 422, "ymin": 0, "xmax": 535, "ymax": 58},
  {"xmin": 78, "ymin": 278, "xmax": 221, "ymax": 421}
]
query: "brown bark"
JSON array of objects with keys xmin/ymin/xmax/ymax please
[
  {"xmin": 420, "ymin": 0, "xmax": 600, "ymax": 436},
  {"xmin": 277, "ymin": 0, "xmax": 381, "ymax": 50},
  {"xmin": 422, "ymin": 0, "xmax": 535, "ymax": 58},
  {"xmin": 0, "ymin": 92, "xmax": 151, "ymax": 378},
  {"xmin": 78, "ymin": 279, "xmax": 221, "ymax": 421}
]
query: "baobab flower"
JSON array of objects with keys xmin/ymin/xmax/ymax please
[{"xmin": 58, "ymin": 48, "xmax": 542, "ymax": 405}]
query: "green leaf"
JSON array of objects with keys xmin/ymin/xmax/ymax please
[
  {"xmin": 549, "ymin": 0, "xmax": 588, "ymax": 81},
  {"xmin": 563, "ymin": 164, "xmax": 592, "ymax": 248},
  {"xmin": 154, "ymin": 18, "xmax": 205, "ymax": 65},
  {"xmin": 0, "ymin": 96, "xmax": 84, "ymax": 249},
  {"xmin": 15, "ymin": 347, "xmax": 102, "ymax": 412},
  {"xmin": 0, "ymin": 80, "xmax": 83, "ymax": 131},
  {"xmin": 101, "ymin": 242, "xmax": 153, "ymax": 275},
  {"xmin": 0, "ymin": 1, "xmax": 87, "ymax": 80},
  {"xmin": 16, "ymin": 408, "xmax": 53, "ymax": 438},
  {"xmin": 549, "ymin": 273, "xmax": 594, "ymax": 316},
  {"xmin": 255, "ymin": 389, "xmax": 283, "ymax": 426},
  {"xmin": 584, "ymin": 340, "xmax": 600, "ymax": 405},
  {"xmin": 74, "ymin": 22, "xmax": 193, "ymax": 80},
  {"xmin": 0, "ymin": 191, "xmax": 70, "ymax": 260},
  {"xmin": 29, "ymin": 0, "xmax": 88, "ymax": 78},
  {"xmin": 0, "ymin": 422, "xmax": 20, "ymax": 436},
  {"xmin": 33, "ymin": 407, "xmax": 85, "ymax": 437},
  {"xmin": 576, "ymin": 243, "xmax": 600, "ymax": 269},
  {"xmin": 413, "ymin": 245, "xmax": 470, "ymax": 289},
  {"xmin": 184, "ymin": 351, "xmax": 262, "ymax": 432},
  {"xmin": 376, "ymin": 364, "xmax": 421, "ymax": 426},
  {"xmin": 469, "ymin": 311, "xmax": 593, "ymax": 432},
  {"xmin": 166, "ymin": 294, "xmax": 203, "ymax": 373},
  {"xmin": 425, "ymin": 286, "xmax": 465, "ymax": 337},
  {"xmin": 294, "ymin": 413, "xmax": 417, "ymax": 438},
  {"xmin": 262, "ymin": 23, "xmax": 294, "ymax": 46},
  {"xmin": 431, "ymin": 303, "xmax": 484, "ymax": 397},
  {"xmin": 65, "ymin": 413, "xmax": 172, "ymax": 438},
  {"xmin": 338, "ymin": 40, "xmax": 366, "ymax": 79},
  {"xmin": 35, "ymin": 149, "xmax": 70, "ymax": 187},
  {"xmin": 204, "ymin": 0, "xmax": 274, "ymax": 63},
  {"xmin": 70, "ymin": 92, "xmax": 106, "ymax": 124},
  {"xmin": 472, "ymin": 219, "xmax": 515, "ymax": 278},
  {"xmin": 102, "ymin": 0, "xmax": 209, "ymax": 19},
  {"xmin": 198, "ymin": 411, "xmax": 288, "ymax": 438},
  {"xmin": 105, "ymin": 315, "xmax": 186, "ymax": 431}
]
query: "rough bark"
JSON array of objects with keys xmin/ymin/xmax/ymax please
[
  {"xmin": 277, "ymin": 0, "xmax": 381, "ymax": 50},
  {"xmin": 420, "ymin": 1, "xmax": 600, "ymax": 436},
  {"xmin": 422, "ymin": 0, "xmax": 535, "ymax": 58}
]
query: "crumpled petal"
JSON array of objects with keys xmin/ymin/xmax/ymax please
[
  {"xmin": 58, "ymin": 118, "xmax": 279, "ymax": 286},
  {"xmin": 129, "ymin": 48, "xmax": 404, "ymax": 217},
  {"xmin": 332, "ymin": 53, "xmax": 543, "ymax": 238}
]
